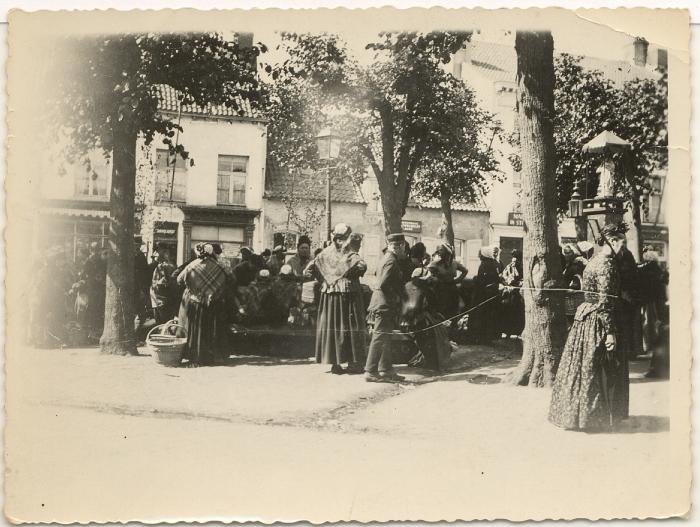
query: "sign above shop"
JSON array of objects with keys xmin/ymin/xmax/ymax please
[
  {"xmin": 153, "ymin": 221, "xmax": 178, "ymax": 240},
  {"xmin": 401, "ymin": 220, "xmax": 422, "ymax": 233},
  {"xmin": 507, "ymin": 212, "xmax": 524, "ymax": 227}
]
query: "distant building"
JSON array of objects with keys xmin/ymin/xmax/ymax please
[
  {"xmin": 37, "ymin": 84, "xmax": 268, "ymax": 269},
  {"xmin": 263, "ymin": 163, "xmax": 491, "ymax": 277},
  {"xmin": 451, "ymin": 36, "xmax": 668, "ymax": 267}
]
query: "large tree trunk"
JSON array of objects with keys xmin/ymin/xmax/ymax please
[
  {"xmin": 440, "ymin": 188, "xmax": 455, "ymax": 246},
  {"xmin": 100, "ymin": 121, "xmax": 138, "ymax": 355},
  {"xmin": 509, "ymin": 31, "xmax": 567, "ymax": 387},
  {"xmin": 380, "ymin": 189, "xmax": 403, "ymax": 236}
]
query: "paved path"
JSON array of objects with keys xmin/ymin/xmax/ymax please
[{"xmin": 5, "ymin": 343, "xmax": 684, "ymax": 523}]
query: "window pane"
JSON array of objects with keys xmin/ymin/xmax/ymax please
[
  {"xmin": 191, "ymin": 225, "xmax": 218, "ymax": 240},
  {"xmin": 218, "ymin": 155, "xmax": 248, "ymax": 173},
  {"xmin": 217, "ymin": 174, "xmax": 231, "ymax": 204},
  {"xmin": 218, "ymin": 226, "xmax": 244, "ymax": 242}
]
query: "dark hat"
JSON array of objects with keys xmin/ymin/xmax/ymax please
[
  {"xmin": 240, "ymin": 246, "xmax": 253, "ymax": 256},
  {"xmin": 297, "ymin": 235, "xmax": 312, "ymax": 247},
  {"xmin": 261, "ymin": 248, "xmax": 271, "ymax": 257},
  {"xmin": 212, "ymin": 243, "xmax": 223, "ymax": 255},
  {"xmin": 387, "ymin": 233, "xmax": 405, "ymax": 243}
]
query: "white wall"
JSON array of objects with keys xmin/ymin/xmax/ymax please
[{"xmin": 148, "ymin": 116, "xmax": 267, "ymax": 210}]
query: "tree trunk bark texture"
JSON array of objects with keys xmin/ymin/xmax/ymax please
[
  {"xmin": 510, "ymin": 31, "xmax": 567, "ymax": 387},
  {"xmin": 440, "ymin": 189, "xmax": 455, "ymax": 247},
  {"xmin": 100, "ymin": 120, "xmax": 139, "ymax": 355}
]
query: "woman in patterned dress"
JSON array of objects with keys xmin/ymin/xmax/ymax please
[{"xmin": 548, "ymin": 223, "xmax": 629, "ymax": 431}]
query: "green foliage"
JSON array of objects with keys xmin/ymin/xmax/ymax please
[
  {"xmin": 412, "ymin": 74, "xmax": 503, "ymax": 205},
  {"xmin": 264, "ymin": 30, "xmax": 482, "ymax": 229},
  {"xmin": 509, "ymin": 53, "xmax": 668, "ymax": 214},
  {"xmin": 47, "ymin": 32, "xmax": 264, "ymax": 163}
]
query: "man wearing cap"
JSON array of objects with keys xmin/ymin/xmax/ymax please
[{"xmin": 365, "ymin": 232, "xmax": 407, "ymax": 382}]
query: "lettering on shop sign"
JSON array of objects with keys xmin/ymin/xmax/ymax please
[
  {"xmin": 153, "ymin": 221, "xmax": 178, "ymax": 240},
  {"xmin": 401, "ymin": 220, "xmax": 422, "ymax": 233},
  {"xmin": 507, "ymin": 212, "xmax": 524, "ymax": 227}
]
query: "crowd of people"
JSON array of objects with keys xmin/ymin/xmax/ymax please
[{"xmin": 28, "ymin": 219, "xmax": 670, "ymax": 404}]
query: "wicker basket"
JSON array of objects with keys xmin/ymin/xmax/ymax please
[{"xmin": 147, "ymin": 321, "xmax": 187, "ymax": 367}]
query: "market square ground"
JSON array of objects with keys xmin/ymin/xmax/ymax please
[{"xmin": 5, "ymin": 341, "xmax": 678, "ymax": 523}]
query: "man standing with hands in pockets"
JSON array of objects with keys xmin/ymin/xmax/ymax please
[{"xmin": 365, "ymin": 232, "xmax": 407, "ymax": 383}]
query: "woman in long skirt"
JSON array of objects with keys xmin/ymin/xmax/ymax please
[
  {"xmin": 469, "ymin": 247, "xmax": 502, "ymax": 343},
  {"xmin": 402, "ymin": 268, "xmax": 452, "ymax": 371},
  {"xmin": 305, "ymin": 226, "xmax": 368, "ymax": 374},
  {"xmin": 549, "ymin": 223, "xmax": 629, "ymax": 431},
  {"xmin": 177, "ymin": 243, "xmax": 228, "ymax": 366}
]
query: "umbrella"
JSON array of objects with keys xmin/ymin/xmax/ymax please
[{"xmin": 581, "ymin": 130, "xmax": 631, "ymax": 154}]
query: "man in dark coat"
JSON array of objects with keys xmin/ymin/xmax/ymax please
[{"xmin": 365, "ymin": 233, "xmax": 407, "ymax": 382}]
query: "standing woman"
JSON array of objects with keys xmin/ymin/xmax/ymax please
[
  {"xmin": 305, "ymin": 225, "xmax": 368, "ymax": 374},
  {"xmin": 427, "ymin": 243, "xmax": 467, "ymax": 321},
  {"xmin": 469, "ymin": 247, "xmax": 502, "ymax": 343},
  {"xmin": 500, "ymin": 249, "xmax": 525, "ymax": 338},
  {"xmin": 549, "ymin": 223, "xmax": 628, "ymax": 431},
  {"xmin": 177, "ymin": 243, "xmax": 228, "ymax": 366}
]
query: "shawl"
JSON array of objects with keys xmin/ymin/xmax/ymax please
[
  {"xmin": 180, "ymin": 256, "xmax": 227, "ymax": 306},
  {"xmin": 313, "ymin": 244, "xmax": 362, "ymax": 287}
]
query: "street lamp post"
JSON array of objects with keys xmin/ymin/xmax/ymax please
[{"xmin": 315, "ymin": 128, "xmax": 342, "ymax": 241}]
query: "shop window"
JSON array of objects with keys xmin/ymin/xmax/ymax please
[
  {"xmin": 190, "ymin": 224, "xmax": 246, "ymax": 270},
  {"xmin": 155, "ymin": 149, "xmax": 187, "ymax": 202},
  {"xmin": 217, "ymin": 155, "xmax": 248, "ymax": 206}
]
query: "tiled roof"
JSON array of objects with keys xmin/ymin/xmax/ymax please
[
  {"xmin": 264, "ymin": 160, "xmax": 366, "ymax": 204},
  {"xmin": 408, "ymin": 194, "xmax": 490, "ymax": 213},
  {"xmin": 156, "ymin": 84, "xmax": 259, "ymax": 119},
  {"xmin": 461, "ymin": 41, "xmax": 660, "ymax": 87}
]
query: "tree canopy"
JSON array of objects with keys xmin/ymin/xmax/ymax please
[{"xmin": 509, "ymin": 53, "xmax": 668, "ymax": 216}]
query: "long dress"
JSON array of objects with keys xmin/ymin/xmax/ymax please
[
  {"xmin": 402, "ymin": 278, "xmax": 452, "ymax": 371},
  {"xmin": 177, "ymin": 256, "xmax": 227, "ymax": 366},
  {"xmin": 469, "ymin": 256, "xmax": 501, "ymax": 342},
  {"xmin": 308, "ymin": 245, "xmax": 368, "ymax": 366},
  {"xmin": 549, "ymin": 251, "xmax": 629, "ymax": 430},
  {"xmin": 500, "ymin": 261, "xmax": 525, "ymax": 337}
]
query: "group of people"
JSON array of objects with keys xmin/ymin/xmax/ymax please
[{"xmin": 549, "ymin": 222, "xmax": 670, "ymax": 432}]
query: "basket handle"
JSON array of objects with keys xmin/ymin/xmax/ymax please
[{"xmin": 147, "ymin": 320, "xmax": 188, "ymax": 340}]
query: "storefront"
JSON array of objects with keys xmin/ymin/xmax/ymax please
[
  {"xmin": 152, "ymin": 221, "xmax": 179, "ymax": 264},
  {"xmin": 35, "ymin": 200, "xmax": 111, "ymax": 263},
  {"xmin": 182, "ymin": 206, "xmax": 259, "ymax": 270}
]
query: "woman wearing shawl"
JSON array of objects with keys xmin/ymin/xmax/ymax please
[
  {"xmin": 549, "ymin": 223, "xmax": 628, "ymax": 431},
  {"xmin": 305, "ymin": 225, "xmax": 368, "ymax": 374},
  {"xmin": 500, "ymin": 249, "xmax": 525, "ymax": 337},
  {"xmin": 177, "ymin": 243, "xmax": 228, "ymax": 366},
  {"xmin": 469, "ymin": 246, "xmax": 502, "ymax": 343}
]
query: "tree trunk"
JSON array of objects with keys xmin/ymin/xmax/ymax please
[
  {"xmin": 440, "ymin": 188, "xmax": 455, "ymax": 246},
  {"xmin": 380, "ymin": 189, "xmax": 403, "ymax": 236},
  {"xmin": 100, "ymin": 120, "xmax": 139, "ymax": 355},
  {"xmin": 509, "ymin": 31, "xmax": 567, "ymax": 387}
]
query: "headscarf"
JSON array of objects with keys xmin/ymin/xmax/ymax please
[
  {"xmin": 479, "ymin": 246, "xmax": 494, "ymax": 259},
  {"xmin": 196, "ymin": 243, "xmax": 214, "ymax": 259},
  {"xmin": 331, "ymin": 223, "xmax": 352, "ymax": 241}
]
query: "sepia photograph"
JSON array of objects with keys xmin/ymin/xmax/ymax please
[{"xmin": 3, "ymin": 5, "xmax": 692, "ymax": 523}]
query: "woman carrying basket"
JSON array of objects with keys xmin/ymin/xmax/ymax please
[{"xmin": 177, "ymin": 243, "xmax": 228, "ymax": 366}]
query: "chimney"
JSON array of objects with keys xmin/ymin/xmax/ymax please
[{"xmin": 633, "ymin": 37, "xmax": 649, "ymax": 67}]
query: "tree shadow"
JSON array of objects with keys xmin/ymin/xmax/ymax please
[
  {"xmin": 613, "ymin": 415, "xmax": 670, "ymax": 434},
  {"xmin": 219, "ymin": 355, "xmax": 315, "ymax": 367}
]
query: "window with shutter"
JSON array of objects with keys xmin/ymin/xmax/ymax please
[{"xmin": 217, "ymin": 155, "xmax": 248, "ymax": 206}]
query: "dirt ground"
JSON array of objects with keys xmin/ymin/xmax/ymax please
[{"xmin": 5, "ymin": 341, "xmax": 684, "ymax": 523}]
